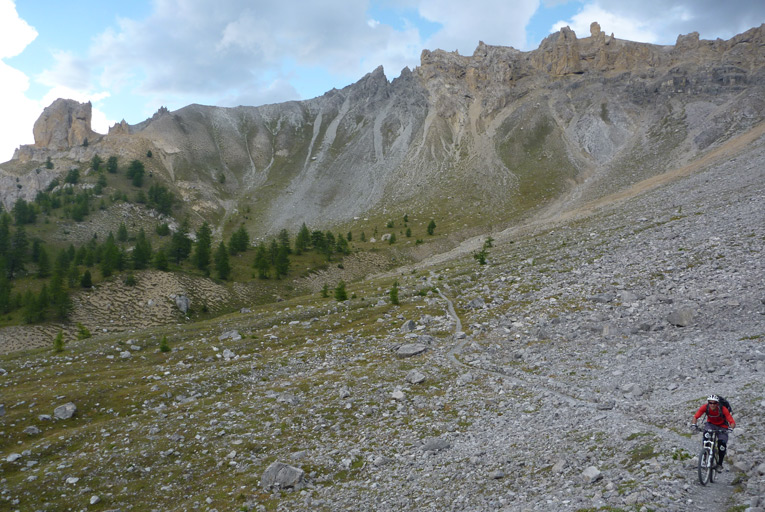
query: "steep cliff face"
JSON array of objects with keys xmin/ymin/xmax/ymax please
[{"xmin": 3, "ymin": 24, "xmax": 764, "ymax": 234}]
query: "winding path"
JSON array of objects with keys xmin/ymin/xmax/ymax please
[{"xmin": 434, "ymin": 286, "xmax": 736, "ymax": 509}]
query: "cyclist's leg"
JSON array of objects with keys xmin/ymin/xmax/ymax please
[{"xmin": 716, "ymin": 429, "xmax": 729, "ymax": 467}]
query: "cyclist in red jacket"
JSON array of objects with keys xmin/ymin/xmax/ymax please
[{"xmin": 691, "ymin": 395, "xmax": 736, "ymax": 471}]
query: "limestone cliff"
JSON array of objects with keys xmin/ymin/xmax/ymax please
[{"xmin": 32, "ymin": 98, "xmax": 101, "ymax": 150}]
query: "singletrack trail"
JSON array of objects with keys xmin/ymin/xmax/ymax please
[{"xmin": 435, "ymin": 286, "xmax": 737, "ymax": 510}]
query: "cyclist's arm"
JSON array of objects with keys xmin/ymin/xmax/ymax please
[
  {"xmin": 723, "ymin": 407, "xmax": 735, "ymax": 428},
  {"xmin": 691, "ymin": 405, "xmax": 707, "ymax": 424}
]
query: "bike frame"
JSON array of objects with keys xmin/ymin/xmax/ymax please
[{"xmin": 695, "ymin": 425, "xmax": 731, "ymax": 486}]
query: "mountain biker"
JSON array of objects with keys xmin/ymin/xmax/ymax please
[{"xmin": 691, "ymin": 395, "xmax": 736, "ymax": 471}]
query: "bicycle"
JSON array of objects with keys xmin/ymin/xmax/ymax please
[{"xmin": 691, "ymin": 424, "xmax": 732, "ymax": 486}]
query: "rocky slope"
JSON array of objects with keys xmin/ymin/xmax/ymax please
[
  {"xmin": 0, "ymin": 113, "xmax": 763, "ymax": 511},
  {"xmin": 2, "ymin": 23, "xmax": 764, "ymax": 238}
]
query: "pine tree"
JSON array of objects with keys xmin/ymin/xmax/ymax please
[
  {"xmin": 253, "ymin": 243, "xmax": 270, "ymax": 279},
  {"xmin": 334, "ymin": 281, "xmax": 348, "ymax": 301},
  {"xmin": 153, "ymin": 249, "xmax": 169, "ymax": 271},
  {"xmin": 321, "ymin": 283, "xmax": 329, "ymax": 298},
  {"xmin": 159, "ymin": 335, "xmax": 170, "ymax": 353},
  {"xmin": 127, "ymin": 160, "xmax": 145, "ymax": 187},
  {"xmin": 117, "ymin": 222, "xmax": 129, "ymax": 242},
  {"xmin": 80, "ymin": 269, "xmax": 93, "ymax": 288},
  {"xmin": 193, "ymin": 222, "xmax": 212, "ymax": 273},
  {"xmin": 37, "ymin": 246, "xmax": 51, "ymax": 278},
  {"xmin": 427, "ymin": 219, "xmax": 437, "ymax": 235},
  {"xmin": 132, "ymin": 228, "xmax": 152, "ymax": 270},
  {"xmin": 295, "ymin": 223, "xmax": 311, "ymax": 254},
  {"xmin": 228, "ymin": 225, "xmax": 249, "ymax": 254},
  {"xmin": 278, "ymin": 229, "xmax": 292, "ymax": 254},
  {"xmin": 169, "ymin": 219, "xmax": 192, "ymax": 264},
  {"xmin": 390, "ymin": 280, "xmax": 399, "ymax": 305},
  {"xmin": 214, "ymin": 242, "xmax": 231, "ymax": 280},
  {"xmin": 53, "ymin": 331, "xmax": 64, "ymax": 352},
  {"xmin": 274, "ymin": 246, "xmax": 290, "ymax": 278}
]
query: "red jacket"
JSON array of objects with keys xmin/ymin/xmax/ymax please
[{"xmin": 694, "ymin": 404, "xmax": 735, "ymax": 428}]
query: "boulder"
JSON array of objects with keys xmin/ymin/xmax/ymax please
[
  {"xmin": 54, "ymin": 402, "xmax": 77, "ymax": 420},
  {"xmin": 582, "ymin": 466, "xmax": 602, "ymax": 483},
  {"xmin": 261, "ymin": 461, "xmax": 305, "ymax": 490},
  {"xmin": 406, "ymin": 369, "xmax": 427, "ymax": 384},
  {"xmin": 396, "ymin": 343, "xmax": 428, "ymax": 358},
  {"xmin": 667, "ymin": 307, "xmax": 695, "ymax": 327},
  {"xmin": 175, "ymin": 295, "xmax": 191, "ymax": 314},
  {"xmin": 400, "ymin": 320, "xmax": 416, "ymax": 332},
  {"xmin": 422, "ymin": 438, "xmax": 451, "ymax": 452}
]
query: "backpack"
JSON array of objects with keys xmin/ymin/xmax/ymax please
[{"xmin": 707, "ymin": 396, "xmax": 733, "ymax": 418}]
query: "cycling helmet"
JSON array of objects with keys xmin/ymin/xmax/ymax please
[{"xmin": 707, "ymin": 394, "xmax": 719, "ymax": 402}]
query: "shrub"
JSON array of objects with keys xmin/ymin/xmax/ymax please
[{"xmin": 53, "ymin": 331, "xmax": 64, "ymax": 352}]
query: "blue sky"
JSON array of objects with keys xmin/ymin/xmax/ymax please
[{"xmin": 1, "ymin": 0, "xmax": 764, "ymax": 161}]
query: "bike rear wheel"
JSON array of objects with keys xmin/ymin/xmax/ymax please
[{"xmin": 698, "ymin": 448, "xmax": 711, "ymax": 486}]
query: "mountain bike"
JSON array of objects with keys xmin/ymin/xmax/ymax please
[{"xmin": 691, "ymin": 424, "xmax": 731, "ymax": 486}]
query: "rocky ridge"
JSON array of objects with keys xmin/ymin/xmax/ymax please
[{"xmin": 2, "ymin": 24, "xmax": 763, "ymax": 236}]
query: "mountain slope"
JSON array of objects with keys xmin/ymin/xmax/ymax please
[{"xmin": 3, "ymin": 24, "xmax": 764, "ymax": 240}]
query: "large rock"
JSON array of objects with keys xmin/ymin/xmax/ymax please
[
  {"xmin": 33, "ymin": 99, "xmax": 99, "ymax": 150},
  {"xmin": 175, "ymin": 295, "xmax": 191, "ymax": 314},
  {"xmin": 53, "ymin": 402, "xmax": 77, "ymax": 420},
  {"xmin": 667, "ymin": 307, "xmax": 695, "ymax": 327},
  {"xmin": 396, "ymin": 343, "xmax": 428, "ymax": 358},
  {"xmin": 261, "ymin": 461, "xmax": 305, "ymax": 490}
]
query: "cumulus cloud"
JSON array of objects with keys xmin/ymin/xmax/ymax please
[
  {"xmin": 418, "ymin": 0, "xmax": 540, "ymax": 53},
  {"xmin": 551, "ymin": 0, "xmax": 765, "ymax": 44},
  {"xmin": 0, "ymin": 0, "xmax": 40, "ymax": 161}
]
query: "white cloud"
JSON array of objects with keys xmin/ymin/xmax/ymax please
[
  {"xmin": 418, "ymin": 0, "xmax": 541, "ymax": 53},
  {"xmin": 550, "ymin": 4, "xmax": 659, "ymax": 43},
  {"xmin": 551, "ymin": 1, "xmax": 765, "ymax": 45},
  {"xmin": 0, "ymin": 0, "xmax": 39, "ymax": 161},
  {"xmin": 0, "ymin": 0, "xmax": 37, "ymax": 59}
]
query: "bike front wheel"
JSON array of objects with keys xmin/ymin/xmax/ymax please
[
  {"xmin": 698, "ymin": 448, "xmax": 712, "ymax": 486},
  {"xmin": 710, "ymin": 450, "xmax": 718, "ymax": 483}
]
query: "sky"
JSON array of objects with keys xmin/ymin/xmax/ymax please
[{"xmin": 1, "ymin": 0, "xmax": 764, "ymax": 162}]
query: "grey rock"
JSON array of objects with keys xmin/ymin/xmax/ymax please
[
  {"xmin": 53, "ymin": 402, "xmax": 77, "ymax": 420},
  {"xmin": 582, "ymin": 466, "xmax": 602, "ymax": 483},
  {"xmin": 467, "ymin": 297, "xmax": 486, "ymax": 309},
  {"xmin": 219, "ymin": 330, "xmax": 242, "ymax": 341},
  {"xmin": 6, "ymin": 453, "xmax": 21, "ymax": 462},
  {"xmin": 261, "ymin": 461, "xmax": 305, "ymax": 490},
  {"xmin": 175, "ymin": 295, "xmax": 191, "ymax": 314},
  {"xmin": 396, "ymin": 343, "xmax": 428, "ymax": 358},
  {"xmin": 457, "ymin": 372, "xmax": 474, "ymax": 385},
  {"xmin": 406, "ymin": 369, "xmax": 427, "ymax": 384},
  {"xmin": 667, "ymin": 307, "xmax": 695, "ymax": 327},
  {"xmin": 222, "ymin": 349, "xmax": 235, "ymax": 360},
  {"xmin": 120, "ymin": 351, "xmax": 132, "ymax": 359},
  {"xmin": 23, "ymin": 426, "xmax": 41, "ymax": 435},
  {"xmin": 0, "ymin": 404, "xmax": 4, "ymax": 416},
  {"xmin": 400, "ymin": 320, "xmax": 416, "ymax": 332},
  {"xmin": 422, "ymin": 438, "xmax": 450, "ymax": 452}
]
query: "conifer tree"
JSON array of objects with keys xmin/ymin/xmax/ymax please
[
  {"xmin": 169, "ymin": 219, "xmax": 192, "ymax": 264},
  {"xmin": 334, "ymin": 281, "xmax": 348, "ymax": 301},
  {"xmin": 278, "ymin": 229, "xmax": 292, "ymax": 254},
  {"xmin": 295, "ymin": 223, "xmax": 311, "ymax": 254},
  {"xmin": 390, "ymin": 280, "xmax": 399, "ymax": 305},
  {"xmin": 275, "ymin": 246, "xmax": 290, "ymax": 278},
  {"xmin": 193, "ymin": 222, "xmax": 212, "ymax": 273},
  {"xmin": 37, "ymin": 246, "xmax": 50, "ymax": 278},
  {"xmin": 427, "ymin": 219, "xmax": 437, "ymax": 235},
  {"xmin": 132, "ymin": 228, "xmax": 153, "ymax": 270},
  {"xmin": 253, "ymin": 243, "xmax": 270, "ymax": 279},
  {"xmin": 214, "ymin": 241, "xmax": 231, "ymax": 280},
  {"xmin": 53, "ymin": 331, "xmax": 64, "ymax": 352},
  {"xmin": 117, "ymin": 222, "xmax": 129, "ymax": 242}
]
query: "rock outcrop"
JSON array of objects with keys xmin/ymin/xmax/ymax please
[{"xmin": 32, "ymin": 99, "xmax": 100, "ymax": 150}]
